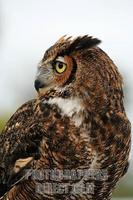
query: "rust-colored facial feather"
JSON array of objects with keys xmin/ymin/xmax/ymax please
[{"xmin": 54, "ymin": 55, "xmax": 74, "ymax": 86}]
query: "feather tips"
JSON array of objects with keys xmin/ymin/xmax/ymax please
[
  {"xmin": 42, "ymin": 35, "xmax": 101, "ymax": 62},
  {"xmin": 64, "ymin": 35, "xmax": 101, "ymax": 55}
]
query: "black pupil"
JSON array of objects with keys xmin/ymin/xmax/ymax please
[{"xmin": 58, "ymin": 62, "xmax": 63, "ymax": 69}]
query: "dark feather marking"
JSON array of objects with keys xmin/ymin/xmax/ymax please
[
  {"xmin": 63, "ymin": 36, "xmax": 101, "ymax": 55},
  {"xmin": 63, "ymin": 58, "xmax": 77, "ymax": 86}
]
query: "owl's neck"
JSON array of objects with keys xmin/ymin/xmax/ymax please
[
  {"xmin": 48, "ymin": 97, "xmax": 84, "ymax": 127},
  {"xmin": 38, "ymin": 88, "xmax": 86, "ymax": 127}
]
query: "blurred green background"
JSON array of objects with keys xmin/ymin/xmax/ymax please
[{"xmin": 0, "ymin": 0, "xmax": 132, "ymax": 198}]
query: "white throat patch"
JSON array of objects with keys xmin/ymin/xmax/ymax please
[{"xmin": 47, "ymin": 97, "xmax": 84, "ymax": 127}]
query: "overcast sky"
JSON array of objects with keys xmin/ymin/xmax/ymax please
[{"xmin": 0, "ymin": 0, "xmax": 133, "ymax": 123}]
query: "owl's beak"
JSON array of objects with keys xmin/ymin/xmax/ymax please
[
  {"xmin": 34, "ymin": 79, "xmax": 45, "ymax": 92},
  {"xmin": 34, "ymin": 65, "xmax": 53, "ymax": 93}
]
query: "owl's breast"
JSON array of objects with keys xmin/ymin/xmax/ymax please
[
  {"xmin": 47, "ymin": 97, "xmax": 85, "ymax": 127},
  {"xmin": 35, "ymin": 97, "xmax": 96, "ymax": 170}
]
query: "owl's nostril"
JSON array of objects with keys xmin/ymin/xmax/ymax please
[{"xmin": 34, "ymin": 79, "xmax": 44, "ymax": 91}]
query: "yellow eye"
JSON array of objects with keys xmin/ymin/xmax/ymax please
[{"xmin": 55, "ymin": 62, "xmax": 67, "ymax": 74}]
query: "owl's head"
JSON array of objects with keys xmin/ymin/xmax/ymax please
[
  {"xmin": 35, "ymin": 36, "xmax": 123, "ymax": 113},
  {"xmin": 35, "ymin": 36, "xmax": 101, "ymax": 94}
]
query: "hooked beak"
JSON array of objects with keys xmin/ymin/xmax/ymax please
[
  {"xmin": 34, "ymin": 79, "xmax": 45, "ymax": 92},
  {"xmin": 34, "ymin": 64, "xmax": 54, "ymax": 93}
]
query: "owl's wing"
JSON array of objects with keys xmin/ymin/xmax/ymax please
[{"xmin": 0, "ymin": 100, "xmax": 44, "ymax": 198}]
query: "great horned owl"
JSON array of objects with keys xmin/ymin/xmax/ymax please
[{"xmin": 0, "ymin": 36, "xmax": 131, "ymax": 200}]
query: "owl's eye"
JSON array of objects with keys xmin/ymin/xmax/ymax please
[{"xmin": 54, "ymin": 61, "xmax": 67, "ymax": 74}]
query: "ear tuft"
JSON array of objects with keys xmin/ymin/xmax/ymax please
[{"xmin": 65, "ymin": 35, "xmax": 101, "ymax": 54}]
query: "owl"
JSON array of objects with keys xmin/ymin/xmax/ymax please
[{"xmin": 0, "ymin": 36, "xmax": 131, "ymax": 200}]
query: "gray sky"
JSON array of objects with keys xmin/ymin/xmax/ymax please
[{"xmin": 0, "ymin": 0, "xmax": 133, "ymax": 123}]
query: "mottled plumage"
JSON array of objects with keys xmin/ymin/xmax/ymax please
[{"xmin": 0, "ymin": 36, "xmax": 131, "ymax": 200}]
